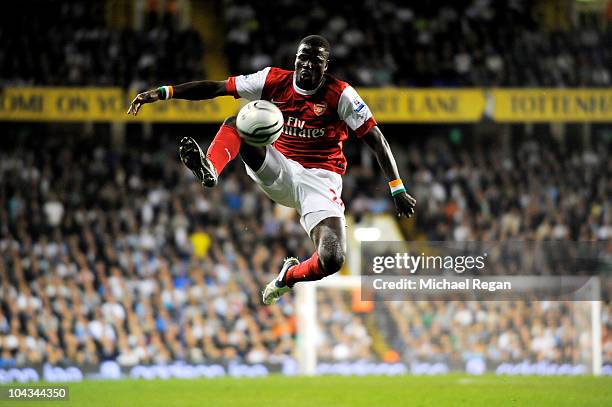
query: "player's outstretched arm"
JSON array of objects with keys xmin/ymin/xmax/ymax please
[
  {"xmin": 361, "ymin": 126, "xmax": 416, "ymax": 218},
  {"xmin": 127, "ymin": 80, "xmax": 228, "ymax": 116}
]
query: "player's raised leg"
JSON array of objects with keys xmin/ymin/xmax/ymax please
[
  {"xmin": 179, "ymin": 116, "xmax": 269, "ymax": 187},
  {"xmin": 179, "ymin": 136, "xmax": 219, "ymax": 187},
  {"xmin": 263, "ymin": 216, "xmax": 346, "ymax": 304},
  {"xmin": 179, "ymin": 116, "xmax": 240, "ymax": 187}
]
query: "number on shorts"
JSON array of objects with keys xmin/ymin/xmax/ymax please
[{"xmin": 329, "ymin": 188, "xmax": 344, "ymax": 208}]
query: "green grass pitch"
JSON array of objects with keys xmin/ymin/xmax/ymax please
[{"xmin": 4, "ymin": 374, "xmax": 611, "ymax": 407}]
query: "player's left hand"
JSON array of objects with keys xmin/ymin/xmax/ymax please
[
  {"xmin": 393, "ymin": 191, "xmax": 416, "ymax": 218},
  {"xmin": 127, "ymin": 89, "xmax": 160, "ymax": 116}
]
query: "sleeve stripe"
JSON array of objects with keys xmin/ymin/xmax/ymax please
[
  {"xmin": 338, "ymin": 85, "xmax": 375, "ymax": 135},
  {"xmin": 233, "ymin": 67, "xmax": 270, "ymax": 101},
  {"xmin": 353, "ymin": 117, "xmax": 377, "ymax": 138},
  {"xmin": 225, "ymin": 77, "xmax": 239, "ymax": 98}
]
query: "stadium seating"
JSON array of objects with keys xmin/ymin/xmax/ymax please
[
  {"xmin": 1, "ymin": 0, "xmax": 610, "ymax": 374},
  {"xmin": 224, "ymin": 0, "xmax": 612, "ymax": 87},
  {"xmin": 0, "ymin": 127, "xmax": 609, "ymax": 367},
  {"xmin": 2, "ymin": 1, "xmax": 610, "ymax": 88},
  {"xmin": 1, "ymin": 0, "xmax": 204, "ymax": 88}
]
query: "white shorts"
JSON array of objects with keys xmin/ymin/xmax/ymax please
[{"xmin": 245, "ymin": 146, "xmax": 345, "ymax": 235}]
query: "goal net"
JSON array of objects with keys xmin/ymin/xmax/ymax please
[{"xmin": 295, "ymin": 275, "xmax": 603, "ymax": 376}]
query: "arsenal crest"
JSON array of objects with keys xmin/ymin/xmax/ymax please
[{"xmin": 313, "ymin": 102, "xmax": 327, "ymax": 116}]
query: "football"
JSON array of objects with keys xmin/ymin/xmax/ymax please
[{"xmin": 236, "ymin": 100, "xmax": 284, "ymax": 146}]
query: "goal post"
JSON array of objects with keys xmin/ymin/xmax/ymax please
[
  {"xmin": 592, "ymin": 298, "xmax": 602, "ymax": 375},
  {"xmin": 590, "ymin": 277, "xmax": 602, "ymax": 376},
  {"xmin": 295, "ymin": 275, "xmax": 361, "ymax": 376},
  {"xmin": 295, "ymin": 282, "xmax": 316, "ymax": 375}
]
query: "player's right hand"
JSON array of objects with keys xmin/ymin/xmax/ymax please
[{"xmin": 127, "ymin": 89, "xmax": 160, "ymax": 116}]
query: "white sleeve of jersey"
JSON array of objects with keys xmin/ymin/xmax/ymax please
[
  {"xmin": 234, "ymin": 67, "xmax": 271, "ymax": 101},
  {"xmin": 337, "ymin": 86, "xmax": 373, "ymax": 131}
]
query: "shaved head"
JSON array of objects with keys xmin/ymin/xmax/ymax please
[{"xmin": 298, "ymin": 35, "xmax": 330, "ymax": 59}]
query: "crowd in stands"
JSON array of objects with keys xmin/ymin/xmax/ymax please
[
  {"xmin": 0, "ymin": 126, "xmax": 609, "ymax": 368},
  {"xmin": 1, "ymin": 0, "xmax": 204, "ymax": 88},
  {"xmin": 226, "ymin": 0, "xmax": 612, "ymax": 87},
  {"xmin": 1, "ymin": 0, "xmax": 610, "ymax": 372},
  {"xmin": 382, "ymin": 300, "xmax": 597, "ymax": 366},
  {"xmin": 2, "ymin": 1, "xmax": 611, "ymax": 88},
  {"xmin": 406, "ymin": 134, "xmax": 611, "ymax": 242}
]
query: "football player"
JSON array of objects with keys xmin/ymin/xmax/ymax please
[{"xmin": 128, "ymin": 35, "xmax": 416, "ymax": 305}]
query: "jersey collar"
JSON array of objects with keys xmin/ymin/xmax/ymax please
[{"xmin": 293, "ymin": 73, "xmax": 325, "ymax": 95}]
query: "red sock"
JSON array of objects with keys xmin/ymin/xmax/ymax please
[
  {"xmin": 284, "ymin": 252, "xmax": 328, "ymax": 287},
  {"xmin": 206, "ymin": 124, "xmax": 241, "ymax": 176}
]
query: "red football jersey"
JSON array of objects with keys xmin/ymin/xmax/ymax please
[{"xmin": 226, "ymin": 67, "xmax": 376, "ymax": 174}]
